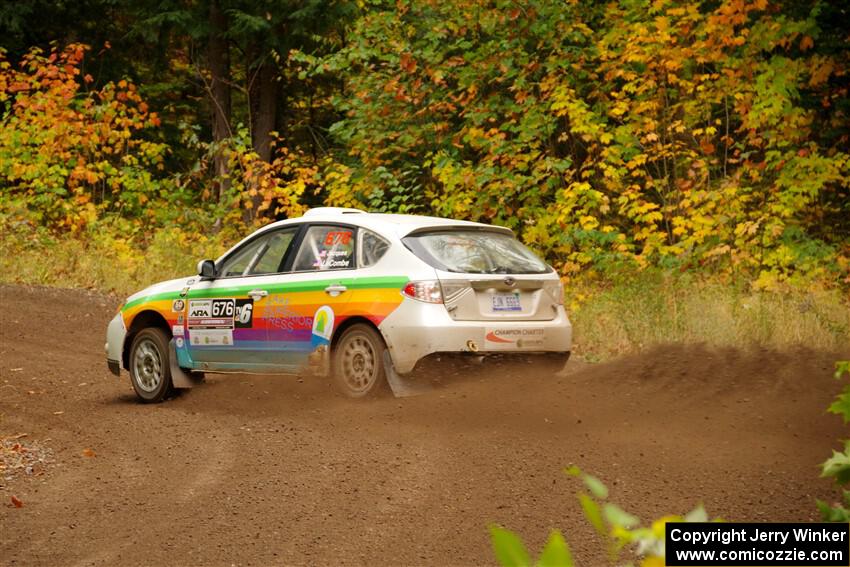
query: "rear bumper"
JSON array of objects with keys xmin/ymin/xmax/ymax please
[{"xmin": 379, "ymin": 299, "xmax": 572, "ymax": 374}]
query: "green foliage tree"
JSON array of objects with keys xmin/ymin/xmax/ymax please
[
  {"xmin": 315, "ymin": 0, "xmax": 850, "ymax": 286},
  {"xmin": 1, "ymin": 0, "xmax": 849, "ymax": 289},
  {"xmin": 490, "ymin": 466, "xmax": 712, "ymax": 567},
  {"xmin": 818, "ymin": 361, "xmax": 850, "ymax": 522}
]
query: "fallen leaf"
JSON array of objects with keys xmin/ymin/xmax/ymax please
[
  {"xmin": 10, "ymin": 495, "xmax": 23, "ymax": 508},
  {"xmin": 10, "ymin": 368, "xmax": 23, "ymax": 372},
  {"xmin": 82, "ymin": 448, "xmax": 96, "ymax": 457},
  {"xmin": 52, "ymin": 411, "xmax": 64, "ymax": 415}
]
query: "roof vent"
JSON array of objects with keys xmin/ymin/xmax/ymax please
[{"xmin": 303, "ymin": 207, "xmax": 367, "ymax": 216}]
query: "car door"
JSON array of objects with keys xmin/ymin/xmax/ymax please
[
  {"xmin": 183, "ymin": 225, "xmax": 299, "ymax": 371},
  {"xmin": 260, "ymin": 223, "xmax": 357, "ymax": 371}
]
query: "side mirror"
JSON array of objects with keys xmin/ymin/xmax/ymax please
[{"xmin": 197, "ymin": 259, "xmax": 216, "ymax": 279}]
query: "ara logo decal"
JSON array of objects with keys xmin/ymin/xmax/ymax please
[
  {"xmin": 188, "ymin": 299, "xmax": 212, "ymax": 318},
  {"xmin": 311, "ymin": 306, "xmax": 334, "ymax": 346}
]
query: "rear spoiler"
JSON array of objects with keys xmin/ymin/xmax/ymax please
[{"xmin": 403, "ymin": 224, "xmax": 514, "ymax": 237}]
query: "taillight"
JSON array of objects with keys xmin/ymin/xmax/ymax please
[
  {"xmin": 556, "ymin": 280, "xmax": 565, "ymax": 306},
  {"xmin": 401, "ymin": 281, "xmax": 443, "ymax": 304}
]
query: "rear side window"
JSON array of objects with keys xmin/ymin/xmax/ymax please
[
  {"xmin": 403, "ymin": 230, "xmax": 550, "ymax": 274},
  {"xmin": 292, "ymin": 225, "xmax": 356, "ymax": 271},
  {"xmin": 359, "ymin": 229, "xmax": 390, "ymax": 268}
]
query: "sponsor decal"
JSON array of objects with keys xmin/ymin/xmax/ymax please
[
  {"xmin": 485, "ymin": 332, "xmax": 514, "ymax": 344},
  {"xmin": 175, "ymin": 337, "xmax": 184, "ymax": 348},
  {"xmin": 172, "ymin": 325, "xmax": 185, "ymax": 336},
  {"xmin": 177, "ymin": 314, "xmax": 184, "ymax": 325},
  {"xmin": 235, "ymin": 299, "xmax": 253, "ymax": 328},
  {"xmin": 188, "ymin": 317, "xmax": 232, "ymax": 329},
  {"xmin": 172, "ymin": 299, "xmax": 185, "ymax": 312},
  {"xmin": 186, "ymin": 298, "xmax": 253, "ymax": 330},
  {"xmin": 267, "ymin": 294, "xmax": 313, "ymax": 330},
  {"xmin": 188, "ymin": 299, "xmax": 212, "ymax": 318},
  {"xmin": 189, "ymin": 329, "xmax": 233, "ymax": 346},
  {"xmin": 484, "ymin": 328, "xmax": 545, "ymax": 350},
  {"xmin": 311, "ymin": 306, "xmax": 335, "ymax": 347}
]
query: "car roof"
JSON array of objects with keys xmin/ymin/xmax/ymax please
[{"xmin": 257, "ymin": 208, "xmax": 514, "ymax": 239}]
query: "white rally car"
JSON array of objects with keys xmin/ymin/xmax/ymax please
[{"xmin": 105, "ymin": 208, "xmax": 572, "ymax": 401}]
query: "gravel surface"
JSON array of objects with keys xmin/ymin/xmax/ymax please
[{"xmin": 0, "ymin": 284, "xmax": 846, "ymax": 566}]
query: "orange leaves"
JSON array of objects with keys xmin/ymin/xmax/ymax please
[
  {"xmin": 699, "ymin": 139, "xmax": 716, "ymax": 155},
  {"xmin": 399, "ymin": 53, "xmax": 417, "ymax": 74},
  {"xmin": 0, "ymin": 43, "xmax": 168, "ymax": 231},
  {"xmin": 10, "ymin": 495, "xmax": 23, "ymax": 508},
  {"xmin": 81, "ymin": 448, "xmax": 96, "ymax": 458}
]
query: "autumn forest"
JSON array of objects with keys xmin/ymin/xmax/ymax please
[{"xmin": 1, "ymin": 0, "xmax": 849, "ymax": 354}]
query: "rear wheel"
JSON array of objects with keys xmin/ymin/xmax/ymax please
[
  {"xmin": 129, "ymin": 328, "xmax": 173, "ymax": 403},
  {"xmin": 332, "ymin": 324, "xmax": 387, "ymax": 398}
]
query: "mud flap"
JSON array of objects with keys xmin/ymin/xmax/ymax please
[
  {"xmin": 383, "ymin": 350, "xmax": 431, "ymax": 398},
  {"xmin": 169, "ymin": 340, "xmax": 204, "ymax": 389}
]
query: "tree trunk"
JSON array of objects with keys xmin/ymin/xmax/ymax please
[
  {"xmin": 248, "ymin": 59, "xmax": 278, "ymax": 220},
  {"xmin": 208, "ymin": 0, "xmax": 232, "ymax": 204}
]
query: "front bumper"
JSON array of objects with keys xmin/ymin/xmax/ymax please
[
  {"xmin": 379, "ymin": 299, "xmax": 572, "ymax": 374},
  {"xmin": 105, "ymin": 313, "xmax": 127, "ymax": 376}
]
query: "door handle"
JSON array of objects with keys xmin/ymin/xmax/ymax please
[
  {"xmin": 324, "ymin": 284, "xmax": 347, "ymax": 297},
  {"xmin": 248, "ymin": 289, "xmax": 268, "ymax": 300}
]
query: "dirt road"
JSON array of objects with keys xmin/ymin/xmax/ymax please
[{"xmin": 0, "ymin": 284, "xmax": 846, "ymax": 566}]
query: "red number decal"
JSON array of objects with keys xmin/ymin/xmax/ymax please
[{"xmin": 324, "ymin": 231, "xmax": 352, "ymax": 246}]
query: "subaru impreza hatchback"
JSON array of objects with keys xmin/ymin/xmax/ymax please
[{"xmin": 105, "ymin": 208, "xmax": 572, "ymax": 401}]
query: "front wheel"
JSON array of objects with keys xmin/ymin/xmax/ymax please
[
  {"xmin": 129, "ymin": 327, "xmax": 173, "ymax": 403},
  {"xmin": 332, "ymin": 324, "xmax": 387, "ymax": 398}
]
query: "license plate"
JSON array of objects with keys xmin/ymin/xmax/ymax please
[{"xmin": 491, "ymin": 292, "xmax": 522, "ymax": 312}]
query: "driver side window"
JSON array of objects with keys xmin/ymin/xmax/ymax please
[{"xmin": 219, "ymin": 228, "xmax": 297, "ymax": 277}]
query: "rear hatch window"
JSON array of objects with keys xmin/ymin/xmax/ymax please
[
  {"xmin": 403, "ymin": 230, "xmax": 558, "ymax": 322},
  {"xmin": 402, "ymin": 230, "xmax": 550, "ymax": 274}
]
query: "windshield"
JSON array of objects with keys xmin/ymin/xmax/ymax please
[{"xmin": 403, "ymin": 230, "xmax": 551, "ymax": 274}]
